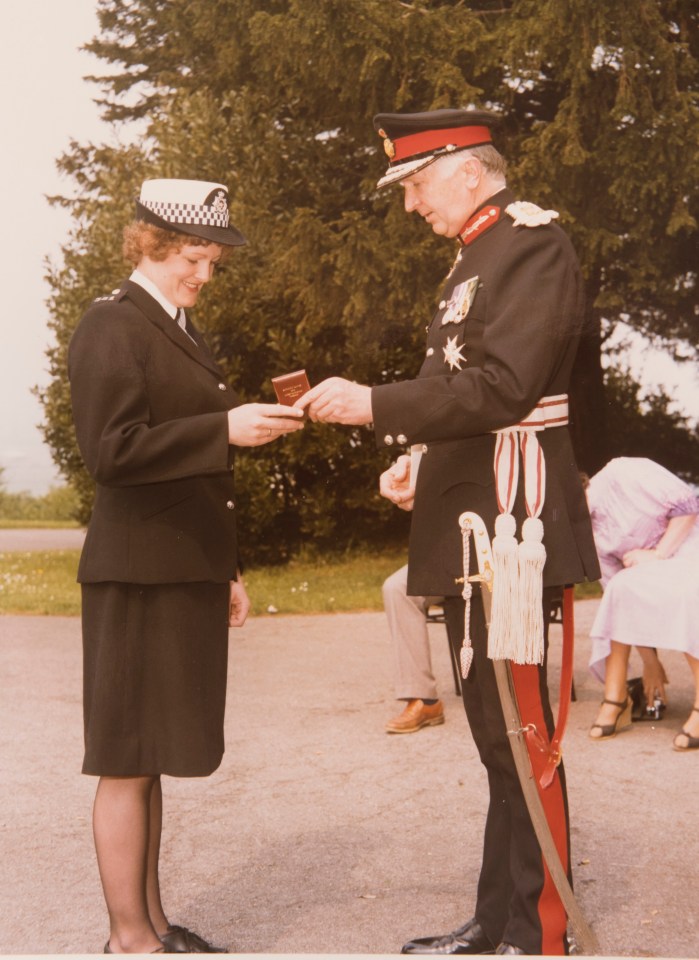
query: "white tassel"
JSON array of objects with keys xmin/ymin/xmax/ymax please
[
  {"xmin": 488, "ymin": 512, "xmax": 519, "ymax": 660},
  {"xmin": 460, "ymin": 525, "xmax": 475, "ymax": 678},
  {"xmin": 460, "ymin": 580, "xmax": 474, "ymax": 678},
  {"xmin": 460, "ymin": 645, "xmax": 474, "ymax": 678},
  {"xmin": 516, "ymin": 516, "xmax": 546, "ymax": 664}
]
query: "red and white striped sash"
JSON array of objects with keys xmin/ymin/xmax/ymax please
[{"xmin": 493, "ymin": 394, "xmax": 568, "ymax": 519}]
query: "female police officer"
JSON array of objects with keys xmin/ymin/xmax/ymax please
[{"xmin": 69, "ymin": 178, "xmax": 303, "ymax": 953}]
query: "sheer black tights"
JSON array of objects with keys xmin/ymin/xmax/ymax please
[{"xmin": 93, "ymin": 775, "xmax": 169, "ymax": 953}]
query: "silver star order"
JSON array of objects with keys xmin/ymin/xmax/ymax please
[{"xmin": 443, "ymin": 335, "xmax": 467, "ymax": 371}]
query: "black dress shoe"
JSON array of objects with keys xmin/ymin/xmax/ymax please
[
  {"xmin": 160, "ymin": 926, "xmax": 227, "ymax": 953},
  {"xmin": 401, "ymin": 917, "xmax": 495, "ymax": 955},
  {"xmin": 494, "ymin": 944, "xmax": 526, "ymax": 955}
]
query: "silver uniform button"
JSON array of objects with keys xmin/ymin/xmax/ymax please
[
  {"xmin": 422, "ymin": 444, "xmax": 428, "ymax": 454},
  {"xmin": 396, "ymin": 434, "xmax": 407, "ymax": 444},
  {"xmin": 218, "ymin": 383, "xmax": 227, "ymax": 391},
  {"xmin": 439, "ymin": 300, "xmax": 447, "ymax": 309},
  {"xmin": 383, "ymin": 434, "xmax": 394, "ymax": 446},
  {"xmin": 426, "ymin": 347, "xmax": 434, "ymax": 357},
  {"xmin": 226, "ymin": 500, "xmax": 235, "ymax": 510}
]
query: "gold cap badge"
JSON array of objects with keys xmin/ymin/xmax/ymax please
[{"xmin": 378, "ymin": 128, "xmax": 395, "ymax": 159}]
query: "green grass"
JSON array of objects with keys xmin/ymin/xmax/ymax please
[
  {"xmin": 0, "ymin": 547, "xmax": 601, "ymax": 618},
  {"xmin": 572, "ymin": 579, "xmax": 603, "ymax": 600},
  {"xmin": 0, "ymin": 548, "xmax": 408, "ymax": 617},
  {"xmin": 0, "ymin": 550, "xmax": 84, "ymax": 616},
  {"xmin": 244, "ymin": 548, "xmax": 407, "ymax": 615}
]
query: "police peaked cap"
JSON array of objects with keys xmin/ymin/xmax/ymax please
[
  {"xmin": 136, "ymin": 178, "xmax": 247, "ymax": 246},
  {"xmin": 373, "ymin": 108, "xmax": 499, "ymax": 188}
]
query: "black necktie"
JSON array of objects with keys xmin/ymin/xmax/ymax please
[{"xmin": 177, "ymin": 309, "xmax": 197, "ymax": 345}]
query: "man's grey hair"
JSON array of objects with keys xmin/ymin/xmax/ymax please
[
  {"xmin": 466, "ymin": 144, "xmax": 507, "ymax": 178},
  {"xmin": 437, "ymin": 144, "xmax": 507, "ymax": 180}
]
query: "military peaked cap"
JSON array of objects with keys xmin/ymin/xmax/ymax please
[{"xmin": 373, "ymin": 108, "xmax": 499, "ymax": 188}]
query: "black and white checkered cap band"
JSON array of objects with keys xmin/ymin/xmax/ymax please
[{"xmin": 142, "ymin": 198, "xmax": 229, "ymax": 229}]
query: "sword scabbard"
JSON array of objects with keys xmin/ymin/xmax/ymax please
[{"xmin": 458, "ymin": 510, "xmax": 600, "ymax": 956}]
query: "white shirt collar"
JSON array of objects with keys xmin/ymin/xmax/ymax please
[{"xmin": 130, "ymin": 269, "xmax": 179, "ymax": 320}]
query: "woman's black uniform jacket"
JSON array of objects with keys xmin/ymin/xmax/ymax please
[
  {"xmin": 371, "ymin": 188, "xmax": 601, "ymax": 598},
  {"xmin": 68, "ymin": 279, "xmax": 240, "ymax": 585}
]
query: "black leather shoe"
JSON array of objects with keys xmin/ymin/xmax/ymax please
[
  {"xmin": 401, "ymin": 918, "xmax": 495, "ymax": 955},
  {"xmin": 160, "ymin": 926, "xmax": 227, "ymax": 953},
  {"xmin": 494, "ymin": 944, "xmax": 526, "ymax": 955}
]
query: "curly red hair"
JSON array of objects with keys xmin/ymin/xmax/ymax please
[{"xmin": 122, "ymin": 222, "xmax": 233, "ymax": 265}]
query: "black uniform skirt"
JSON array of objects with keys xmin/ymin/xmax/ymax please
[{"xmin": 81, "ymin": 581, "xmax": 230, "ymax": 778}]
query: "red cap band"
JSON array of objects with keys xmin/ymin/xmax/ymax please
[{"xmin": 392, "ymin": 125, "xmax": 492, "ymax": 162}]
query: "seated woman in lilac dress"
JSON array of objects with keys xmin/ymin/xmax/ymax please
[{"xmin": 586, "ymin": 457, "xmax": 699, "ymax": 751}]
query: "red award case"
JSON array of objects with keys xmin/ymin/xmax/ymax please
[{"xmin": 271, "ymin": 369, "xmax": 311, "ymax": 404}]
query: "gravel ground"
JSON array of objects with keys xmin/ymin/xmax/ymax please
[{"xmin": 0, "ymin": 534, "xmax": 695, "ymax": 958}]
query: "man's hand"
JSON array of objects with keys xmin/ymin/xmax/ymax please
[
  {"xmin": 294, "ymin": 377, "xmax": 373, "ymax": 425},
  {"xmin": 379, "ymin": 454, "xmax": 415, "ymax": 511},
  {"xmin": 227, "ymin": 403, "xmax": 304, "ymax": 447},
  {"xmin": 229, "ymin": 578, "xmax": 251, "ymax": 627}
]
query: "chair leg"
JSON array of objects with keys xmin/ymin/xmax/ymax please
[{"xmin": 446, "ymin": 624, "xmax": 462, "ymax": 697}]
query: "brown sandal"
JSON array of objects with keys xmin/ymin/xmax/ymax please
[
  {"xmin": 589, "ymin": 696, "xmax": 632, "ymax": 740},
  {"xmin": 673, "ymin": 707, "xmax": 699, "ymax": 752}
]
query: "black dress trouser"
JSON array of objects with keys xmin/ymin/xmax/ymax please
[{"xmin": 443, "ymin": 589, "xmax": 570, "ymax": 956}]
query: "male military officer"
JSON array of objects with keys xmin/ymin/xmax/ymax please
[{"xmin": 297, "ymin": 109, "xmax": 600, "ymax": 956}]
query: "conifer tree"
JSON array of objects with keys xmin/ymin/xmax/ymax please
[{"xmin": 39, "ymin": 0, "xmax": 698, "ymax": 557}]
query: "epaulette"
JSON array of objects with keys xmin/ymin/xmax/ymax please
[
  {"xmin": 92, "ymin": 287, "xmax": 126, "ymax": 305},
  {"xmin": 505, "ymin": 201, "xmax": 559, "ymax": 228}
]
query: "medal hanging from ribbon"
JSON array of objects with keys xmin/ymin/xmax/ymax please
[{"xmin": 441, "ymin": 275, "xmax": 479, "ymax": 326}]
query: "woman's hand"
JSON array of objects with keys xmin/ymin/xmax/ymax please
[
  {"xmin": 379, "ymin": 454, "xmax": 415, "ymax": 511},
  {"xmin": 637, "ymin": 647, "xmax": 669, "ymax": 705},
  {"xmin": 227, "ymin": 403, "xmax": 304, "ymax": 447},
  {"xmin": 229, "ymin": 578, "xmax": 251, "ymax": 627},
  {"xmin": 621, "ymin": 547, "xmax": 660, "ymax": 567},
  {"xmin": 623, "ymin": 514, "xmax": 697, "ymax": 567}
]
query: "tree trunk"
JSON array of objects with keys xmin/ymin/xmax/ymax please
[{"xmin": 569, "ymin": 300, "xmax": 610, "ymax": 476}]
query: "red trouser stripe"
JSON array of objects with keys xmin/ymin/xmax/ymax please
[{"xmin": 510, "ymin": 663, "xmax": 569, "ymax": 955}]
